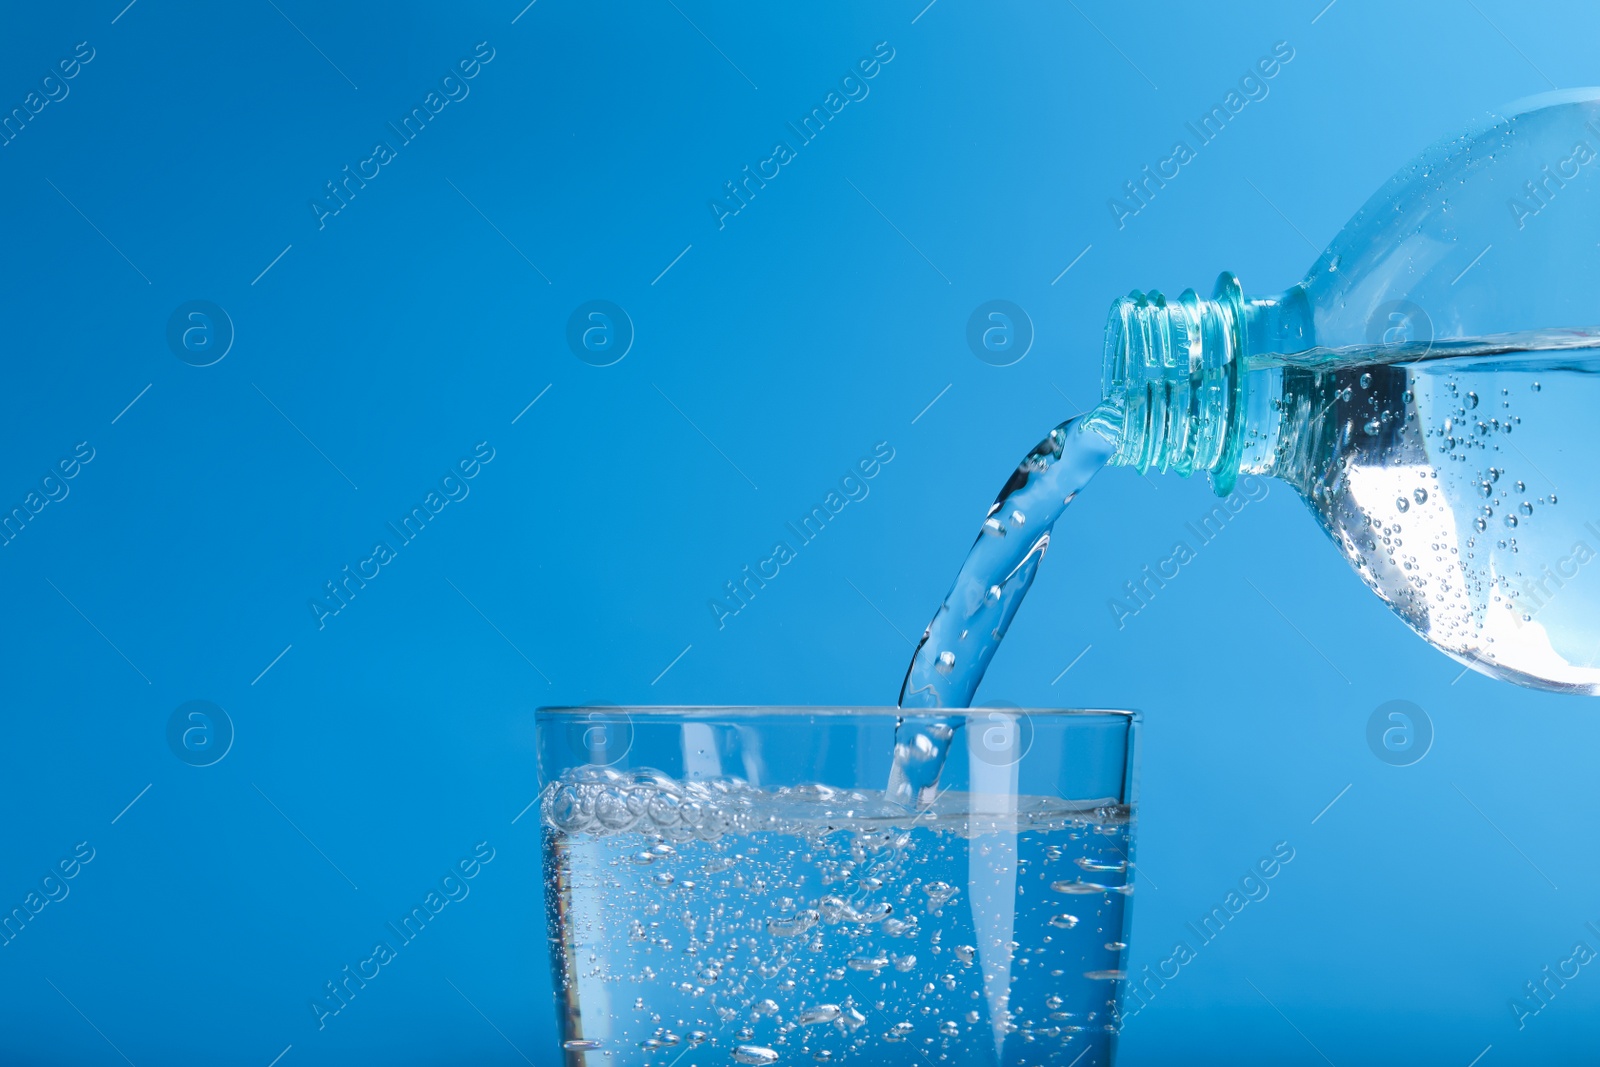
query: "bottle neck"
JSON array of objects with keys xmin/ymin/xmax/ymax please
[{"xmin": 1096, "ymin": 272, "xmax": 1302, "ymax": 496}]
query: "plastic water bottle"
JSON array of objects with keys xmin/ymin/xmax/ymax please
[{"xmin": 1093, "ymin": 88, "xmax": 1600, "ymax": 693}]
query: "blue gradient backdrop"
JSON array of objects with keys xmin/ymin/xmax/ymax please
[{"xmin": 0, "ymin": 1, "xmax": 1595, "ymax": 1064}]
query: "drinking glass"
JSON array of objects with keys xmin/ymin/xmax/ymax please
[{"xmin": 536, "ymin": 706, "xmax": 1139, "ymax": 1066}]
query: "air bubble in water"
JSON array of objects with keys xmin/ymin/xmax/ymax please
[
  {"xmin": 769, "ymin": 910, "xmax": 820, "ymax": 937},
  {"xmin": 935, "ymin": 651, "xmax": 955, "ymax": 674},
  {"xmin": 799, "ymin": 1005, "xmax": 841, "ymax": 1026},
  {"xmin": 734, "ymin": 1047, "xmax": 780, "ymax": 1066}
]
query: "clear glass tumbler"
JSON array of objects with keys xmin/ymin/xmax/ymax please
[{"xmin": 536, "ymin": 706, "xmax": 1139, "ymax": 1066}]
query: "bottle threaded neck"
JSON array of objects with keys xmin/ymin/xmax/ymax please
[{"xmin": 1100, "ymin": 272, "xmax": 1248, "ymax": 494}]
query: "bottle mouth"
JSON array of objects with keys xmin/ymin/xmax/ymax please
[{"xmin": 1100, "ymin": 272, "xmax": 1248, "ymax": 494}]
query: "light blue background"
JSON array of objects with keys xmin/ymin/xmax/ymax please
[{"xmin": 0, "ymin": 1, "xmax": 1595, "ymax": 1063}]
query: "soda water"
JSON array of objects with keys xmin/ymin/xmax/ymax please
[
  {"xmin": 542, "ymin": 767, "xmax": 1130, "ymax": 1065},
  {"xmin": 898, "ymin": 416, "xmax": 1117, "ymax": 710}
]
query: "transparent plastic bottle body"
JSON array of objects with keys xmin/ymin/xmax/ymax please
[{"xmin": 1101, "ymin": 90, "xmax": 1600, "ymax": 692}]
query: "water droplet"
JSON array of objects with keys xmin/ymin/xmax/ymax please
[
  {"xmin": 754, "ymin": 999, "xmax": 780, "ymax": 1016},
  {"xmin": 981, "ymin": 517, "xmax": 1006, "ymax": 538},
  {"xmin": 1521, "ymin": 501, "xmax": 1534, "ymax": 516},
  {"xmin": 1363, "ymin": 419, "xmax": 1381, "ymax": 436},
  {"xmin": 953, "ymin": 945, "xmax": 976, "ymax": 964},
  {"xmin": 1515, "ymin": 480, "xmax": 1526, "ymax": 492},
  {"xmin": 1106, "ymin": 941, "xmax": 1128, "ymax": 950},
  {"xmin": 1010, "ymin": 509, "xmax": 1026, "ymax": 526},
  {"xmin": 939, "ymin": 1020, "xmax": 960, "ymax": 1037},
  {"xmin": 1480, "ymin": 482, "xmax": 1493, "ymax": 497},
  {"xmin": 1085, "ymin": 969, "xmax": 1127, "ymax": 981},
  {"xmin": 653, "ymin": 871, "xmax": 675, "ymax": 886},
  {"xmin": 1396, "ymin": 497, "xmax": 1409, "ymax": 513},
  {"xmin": 985, "ymin": 584, "xmax": 1002, "ymax": 603},
  {"xmin": 1551, "ymin": 494, "xmax": 1559, "ymax": 505},
  {"xmin": 734, "ymin": 1047, "xmax": 780, "ymax": 1066},
  {"xmin": 1532, "ymin": 381, "xmax": 1542, "ymax": 392},
  {"xmin": 935, "ymin": 651, "xmax": 955, "ymax": 674},
  {"xmin": 1414, "ymin": 488, "xmax": 1428, "ymax": 505},
  {"xmin": 1049, "ymin": 913, "xmax": 1079, "ymax": 929},
  {"xmin": 1359, "ymin": 373, "xmax": 1373, "ymax": 389},
  {"xmin": 1467, "ymin": 391, "xmax": 1479, "ymax": 408},
  {"xmin": 1046, "ymin": 995, "xmax": 1064, "ymax": 1009},
  {"xmin": 1505, "ymin": 515, "xmax": 1518, "ymax": 528},
  {"xmin": 1475, "ymin": 517, "xmax": 1487, "ymax": 532},
  {"xmin": 563, "ymin": 1040, "xmax": 604, "ymax": 1051}
]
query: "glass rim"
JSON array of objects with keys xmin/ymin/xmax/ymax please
[{"xmin": 537, "ymin": 705, "xmax": 1139, "ymax": 720}]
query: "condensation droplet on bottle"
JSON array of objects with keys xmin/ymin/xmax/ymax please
[
  {"xmin": 1396, "ymin": 497, "xmax": 1409, "ymax": 513},
  {"xmin": 1467, "ymin": 391, "xmax": 1479, "ymax": 408},
  {"xmin": 1550, "ymin": 494, "xmax": 1559, "ymax": 505},
  {"xmin": 1521, "ymin": 502, "xmax": 1534, "ymax": 516},
  {"xmin": 1414, "ymin": 488, "xmax": 1428, "ymax": 505},
  {"xmin": 1479, "ymin": 482, "xmax": 1492, "ymax": 497},
  {"xmin": 1475, "ymin": 517, "xmax": 1487, "ymax": 532},
  {"xmin": 1505, "ymin": 515, "xmax": 1518, "ymax": 528},
  {"xmin": 1532, "ymin": 381, "xmax": 1542, "ymax": 392}
]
